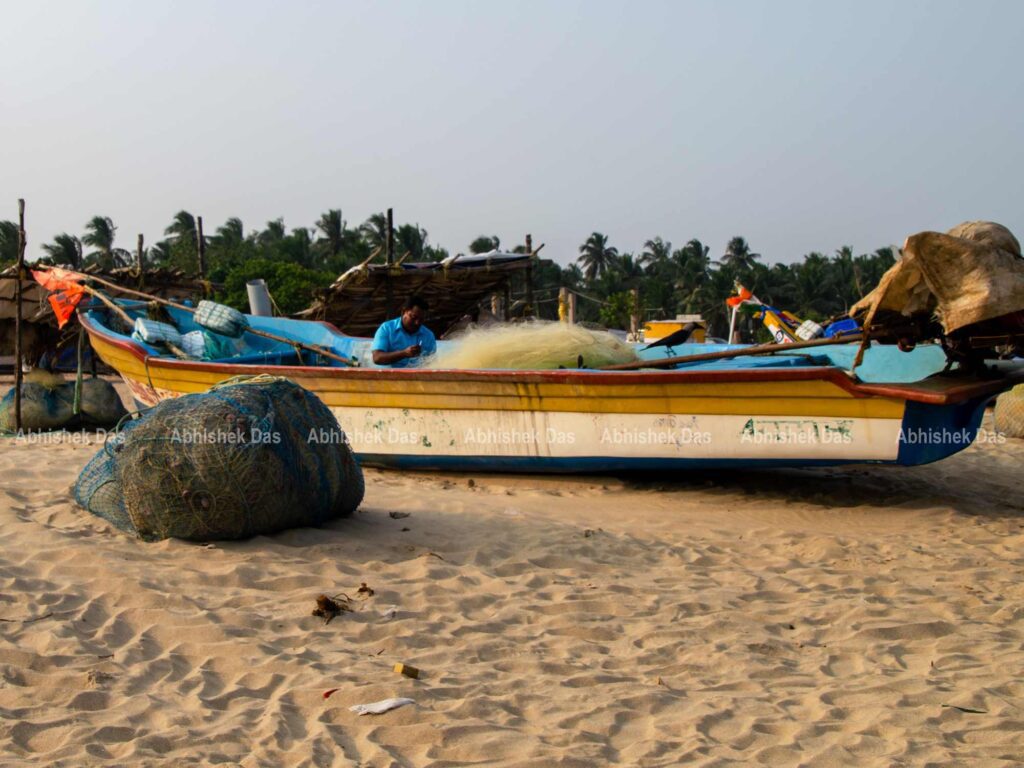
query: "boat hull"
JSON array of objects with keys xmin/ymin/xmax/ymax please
[{"xmin": 81, "ymin": 315, "xmax": 1008, "ymax": 472}]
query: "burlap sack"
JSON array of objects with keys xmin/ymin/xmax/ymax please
[{"xmin": 850, "ymin": 221, "xmax": 1024, "ymax": 334}]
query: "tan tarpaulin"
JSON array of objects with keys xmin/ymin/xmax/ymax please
[{"xmin": 850, "ymin": 221, "xmax": 1023, "ymax": 334}]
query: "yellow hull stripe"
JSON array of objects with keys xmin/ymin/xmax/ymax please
[{"xmin": 91, "ymin": 336, "xmax": 906, "ymax": 419}]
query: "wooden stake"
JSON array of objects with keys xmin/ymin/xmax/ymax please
[
  {"xmin": 196, "ymin": 216, "xmax": 207, "ymax": 280},
  {"xmin": 568, "ymin": 291, "xmax": 576, "ymax": 324},
  {"xmin": 630, "ymin": 287, "xmax": 640, "ymax": 340},
  {"xmin": 136, "ymin": 233, "xmax": 144, "ymax": 289},
  {"xmin": 525, "ymin": 234, "xmax": 534, "ymax": 318},
  {"xmin": 385, "ymin": 208, "xmax": 394, "ymax": 316},
  {"xmin": 386, "ymin": 208, "xmax": 394, "ymax": 266},
  {"xmin": 13, "ymin": 199, "xmax": 25, "ymax": 432}
]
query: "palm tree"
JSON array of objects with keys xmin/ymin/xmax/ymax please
[
  {"xmin": 396, "ymin": 223, "xmax": 428, "ymax": 261},
  {"xmin": 0, "ymin": 221, "xmax": 20, "ymax": 264},
  {"xmin": 469, "ymin": 235, "xmax": 500, "ymax": 254},
  {"xmin": 148, "ymin": 240, "xmax": 173, "ymax": 266},
  {"xmin": 360, "ymin": 213, "xmax": 388, "ymax": 252},
  {"xmin": 718, "ymin": 236, "xmax": 760, "ymax": 272},
  {"xmin": 577, "ymin": 232, "xmax": 618, "ymax": 282},
  {"xmin": 258, "ymin": 218, "xmax": 286, "ymax": 246},
  {"xmin": 315, "ymin": 209, "xmax": 345, "ymax": 259},
  {"xmin": 673, "ymin": 239, "xmax": 712, "ymax": 314},
  {"xmin": 639, "ymin": 237, "xmax": 672, "ymax": 271},
  {"xmin": 83, "ymin": 216, "xmax": 130, "ymax": 269},
  {"xmin": 164, "ymin": 210, "xmax": 198, "ymax": 250},
  {"xmin": 212, "ymin": 217, "xmax": 245, "ymax": 249},
  {"xmin": 41, "ymin": 233, "xmax": 83, "ymax": 269}
]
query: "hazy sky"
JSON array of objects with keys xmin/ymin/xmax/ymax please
[{"xmin": 3, "ymin": 0, "xmax": 1022, "ymax": 267}]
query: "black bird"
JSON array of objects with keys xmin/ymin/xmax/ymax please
[{"xmin": 643, "ymin": 323, "xmax": 697, "ymax": 355}]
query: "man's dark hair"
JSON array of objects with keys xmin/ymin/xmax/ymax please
[{"xmin": 403, "ymin": 295, "xmax": 429, "ymax": 312}]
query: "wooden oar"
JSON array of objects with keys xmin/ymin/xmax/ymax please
[
  {"xmin": 600, "ymin": 333, "xmax": 866, "ymax": 371},
  {"xmin": 35, "ymin": 265, "xmax": 357, "ymax": 367}
]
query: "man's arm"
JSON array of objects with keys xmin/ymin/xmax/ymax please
[{"xmin": 372, "ymin": 345, "xmax": 420, "ymax": 365}]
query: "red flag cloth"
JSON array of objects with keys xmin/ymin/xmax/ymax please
[
  {"xmin": 48, "ymin": 288, "xmax": 86, "ymax": 328},
  {"xmin": 725, "ymin": 285, "xmax": 753, "ymax": 308},
  {"xmin": 31, "ymin": 267, "xmax": 83, "ymax": 292},
  {"xmin": 31, "ymin": 269, "xmax": 87, "ymax": 328}
]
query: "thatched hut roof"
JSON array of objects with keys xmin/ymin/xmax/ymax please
[{"xmin": 298, "ymin": 252, "xmax": 538, "ymax": 337}]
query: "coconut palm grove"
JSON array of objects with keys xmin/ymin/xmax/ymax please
[{"xmin": 0, "ymin": 209, "xmax": 896, "ymax": 339}]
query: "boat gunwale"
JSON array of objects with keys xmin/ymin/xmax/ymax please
[{"xmin": 79, "ymin": 311, "xmax": 1024, "ymax": 408}]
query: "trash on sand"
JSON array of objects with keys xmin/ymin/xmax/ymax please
[
  {"xmin": 942, "ymin": 704, "xmax": 988, "ymax": 714},
  {"xmin": 389, "ymin": 511, "xmax": 411, "ymax": 519},
  {"xmin": 323, "ymin": 687, "xmax": 340, "ymax": 699},
  {"xmin": 312, "ymin": 594, "xmax": 352, "ymax": 625},
  {"xmin": 394, "ymin": 663, "xmax": 420, "ymax": 679},
  {"xmin": 379, "ymin": 605, "xmax": 399, "ymax": 620},
  {"xmin": 357, "ymin": 582, "xmax": 375, "ymax": 598},
  {"xmin": 349, "ymin": 697, "xmax": 415, "ymax": 715}
]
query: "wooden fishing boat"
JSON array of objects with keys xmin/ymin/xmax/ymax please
[{"xmin": 79, "ymin": 302, "xmax": 1024, "ymax": 472}]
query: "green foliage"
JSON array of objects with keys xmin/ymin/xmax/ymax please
[
  {"xmin": 20, "ymin": 207, "xmax": 903, "ymax": 336},
  {"xmin": 599, "ymin": 292, "xmax": 639, "ymax": 329},
  {"xmin": 0, "ymin": 220, "xmax": 20, "ymax": 266},
  {"xmin": 469, "ymin": 235, "xmax": 500, "ymax": 254},
  {"xmin": 41, "ymin": 233, "xmax": 83, "ymax": 268},
  {"xmin": 219, "ymin": 259, "xmax": 334, "ymax": 315}
]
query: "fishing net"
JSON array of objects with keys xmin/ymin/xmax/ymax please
[
  {"xmin": 0, "ymin": 376, "xmax": 126, "ymax": 432},
  {"xmin": 425, "ymin": 321, "xmax": 639, "ymax": 370},
  {"xmin": 0, "ymin": 382, "xmax": 75, "ymax": 432},
  {"xmin": 74, "ymin": 376, "xmax": 364, "ymax": 541},
  {"xmin": 994, "ymin": 384, "xmax": 1024, "ymax": 439}
]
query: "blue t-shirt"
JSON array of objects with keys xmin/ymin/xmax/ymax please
[{"xmin": 371, "ymin": 317, "xmax": 437, "ymax": 368}]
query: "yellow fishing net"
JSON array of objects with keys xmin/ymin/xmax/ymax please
[{"xmin": 425, "ymin": 321, "xmax": 639, "ymax": 370}]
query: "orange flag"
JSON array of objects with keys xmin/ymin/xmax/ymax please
[
  {"xmin": 32, "ymin": 269, "xmax": 87, "ymax": 329},
  {"xmin": 725, "ymin": 284, "xmax": 753, "ymax": 308}
]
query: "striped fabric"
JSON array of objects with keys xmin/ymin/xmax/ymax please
[{"xmin": 194, "ymin": 301, "xmax": 249, "ymax": 338}]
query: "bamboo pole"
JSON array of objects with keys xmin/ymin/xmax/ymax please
[
  {"xmin": 135, "ymin": 233, "xmax": 144, "ymax": 289},
  {"xmin": 600, "ymin": 333, "xmax": 865, "ymax": 371},
  {"xmin": 524, "ymin": 234, "xmax": 534, "ymax": 318},
  {"xmin": 13, "ymin": 199, "xmax": 26, "ymax": 432},
  {"xmin": 630, "ymin": 287, "xmax": 640, "ymax": 341},
  {"xmin": 33, "ymin": 266, "xmax": 357, "ymax": 367},
  {"xmin": 196, "ymin": 216, "xmax": 207, "ymax": 282},
  {"xmin": 385, "ymin": 208, "xmax": 394, "ymax": 317}
]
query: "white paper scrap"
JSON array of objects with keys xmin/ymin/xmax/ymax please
[{"xmin": 349, "ymin": 697, "xmax": 415, "ymax": 716}]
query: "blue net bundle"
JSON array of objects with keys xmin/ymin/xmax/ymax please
[{"xmin": 74, "ymin": 376, "xmax": 364, "ymax": 541}]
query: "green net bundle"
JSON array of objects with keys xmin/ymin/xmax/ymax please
[
  {"xmin": 994, "ymin": 384, "xmax": 1024, "ymax": 439},
  {"xmin": 0, "ymin": 375, "xmax": 127, "ymax": 433},
  {"xmin": 74, "ymin": 377, "xmax": 364, "ymax": 541},
  {"xmin": 425, "ymin": 321, "xmax": 639, "ymax": 370}
]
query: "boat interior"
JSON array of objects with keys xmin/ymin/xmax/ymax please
[{"xmin": 84, "ymin": 301, "xmax": 951, "ymax": 384}]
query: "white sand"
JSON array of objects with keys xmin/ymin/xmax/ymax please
[{"xmin": 1, "ymin": 388, "xmax": 1023, "ymax": 766}]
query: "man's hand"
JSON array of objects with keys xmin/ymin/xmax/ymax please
[{"xmin": 404, "ymin": 344, "xmax": 422, "ymax": 359}]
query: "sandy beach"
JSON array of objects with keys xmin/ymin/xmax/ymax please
[{"xmin": 1, "ymin": 383, "xmax": 1023, "ymax": 766}]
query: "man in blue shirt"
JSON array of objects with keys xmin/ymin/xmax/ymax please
[{"xmin": 371, "ymin": 295, "xmax": 437, "ymax": 367}]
